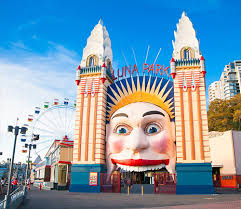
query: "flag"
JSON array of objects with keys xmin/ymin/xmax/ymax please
[
  {"xmin": 28, "ymin": 115, "xmax": 33, "ymax": 122},
  {"xmin": 64, "ymin": 98, "xmax": 69, "ymax": 105},
  {"xmin": 44, "ymin": 102, "xmax": 49, "ymax": 108},
  {"xmin": 35, "ymin": 107, "xmax": 41, "ymax": 114},
  {"xmin": 53, "ymin": 99, "xmax": 59, "ymax": 105}
]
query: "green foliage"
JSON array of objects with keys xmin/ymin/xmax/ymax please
[{"xmin": 208, "ymin": 94, "xmax": 241, "ymax": 131}]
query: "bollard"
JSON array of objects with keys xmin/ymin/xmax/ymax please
[
  {"xmin": 127, "ymin": 185, "xmax": 129, "ymax": 196},
  {"xmin": 39, "ymin": 183, "xmax": 42, "ymax": 191},
  {"xmin": 141, "ymin": 185, "xmax": 144, "ymax": 195}
]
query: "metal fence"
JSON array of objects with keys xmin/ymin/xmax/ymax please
[
  {"xmin": 100, "ymin": 173, "xmax": 121, "ymax": 193},
  {"xmin": 154, "ymin": 173, "xmax": 176, "ymax": 194},
  {"xmin": 0, "ymin": 187, "xmax": 26, "ymax": 209}
]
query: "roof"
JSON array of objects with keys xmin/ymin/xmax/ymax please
[{"xmin": 33, "ymin": 155, "xmax": 42, "ymax": 164}]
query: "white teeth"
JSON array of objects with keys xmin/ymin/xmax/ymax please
[{"xmin": 116, "ymin": 164, "xmax": 165, "ymax": 172}]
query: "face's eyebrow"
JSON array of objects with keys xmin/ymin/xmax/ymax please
[
  {"xmin": 142, "ymin": 111, "xmax": 165, "ymax": 117},
  {"xmin": 111, "ymin": 113, "xmax": 128, "ymax": 119}
]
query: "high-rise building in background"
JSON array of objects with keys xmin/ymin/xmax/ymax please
[
  {"xmin": 208, "ymin": 81, "xmax": 221, "ymax": 103},
  {"xmin": 208, "ymin": 60, "xmax": 241, "ymax": 103},
  {"xmin": 222, "ymin": 61, "xmax": 241, "ymax": 100}
]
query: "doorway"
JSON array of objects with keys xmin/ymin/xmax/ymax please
[{"xmin": 212, "ymin": 167, "xmax": 221, "ymax": 187}]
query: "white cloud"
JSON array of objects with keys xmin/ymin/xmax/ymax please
[
  {"xmin": 0, "ymin": 43, "xmax": 80, "ymax": 163},
  {"xmin": 10, "ymin": 41, "xmax": 29, "ymax": 50}
]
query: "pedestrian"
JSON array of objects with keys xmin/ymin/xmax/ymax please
[
  {"xmin": 127, "ymin": 178, "xmax": 132, "ymax": 190},
  {"xmin": 0, "ymin": 177, "xmax": 4, "ymax": 195},
  {"xmin": 12, "ymin": 178, "xmax": 18, "ymax": 191}
]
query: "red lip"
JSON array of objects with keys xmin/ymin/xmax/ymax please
[{"xmin": 111, "ymin": 159, "xmax": 169, "ymax": 166}]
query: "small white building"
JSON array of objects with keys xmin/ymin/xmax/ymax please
[{"xmin": 209, "ymin": 130, "xmax": 241, "ymax": 188}]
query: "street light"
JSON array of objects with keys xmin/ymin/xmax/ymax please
[
  {"xmin": 24, "ymin": 143, "xmax": 37, "ymax": 193},
  {"xmin": 4, "ymin": 119, "xmax": 27, "ymax": 209}
]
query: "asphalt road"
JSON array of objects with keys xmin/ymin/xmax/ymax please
[{"xmin": 19, "ymin": 186, "xmax": 241, "ymax": 209}]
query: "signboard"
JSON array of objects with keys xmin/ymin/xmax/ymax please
[
  {"xmin": 113, "ymin": 63, "xmax": 170, "ymax": 80},
  {"xmin": 89, "ymin": 172, "xmax": 98, "ymax": 186}
]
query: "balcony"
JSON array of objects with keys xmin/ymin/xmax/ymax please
[
  {"xmin": 80, "ymin": 65, "xmax": 113, "ymax": 80},
  {"xmin": 175, "ymin": 58, "xmax": 200, "ymax": 67},
  {"xmin": 80, "ymin": 66, "xmax": 101, "ymax": 74}
]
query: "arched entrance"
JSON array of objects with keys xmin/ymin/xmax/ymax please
[{"xmin": 100, "ymin": 169, "xmax": 176, "ymax": 194}]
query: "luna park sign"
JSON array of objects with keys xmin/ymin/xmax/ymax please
[{"xmin": 112, "ymin": 63, "xmax": 170, "ymax": 80}]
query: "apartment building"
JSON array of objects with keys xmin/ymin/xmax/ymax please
[
  {"xmin": 208, "ymin": 81, "xmax": 222, "ymax": 103},
  {"xmin": 208, "ymin": 60, "xmax": 241, "ymax": 103}
]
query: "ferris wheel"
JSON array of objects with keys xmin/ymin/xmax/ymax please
[{"xmin": 20, "ymin": 98, "xmax": 76, "ymax": 157}]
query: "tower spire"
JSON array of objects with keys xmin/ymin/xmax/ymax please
[
  {"xmin": 172, "ymin": 12, "xmax": 200, "ymax": 60},
  {"xmin": 80, "ymin": 20, "xmax": 113, "ymax": 68}
]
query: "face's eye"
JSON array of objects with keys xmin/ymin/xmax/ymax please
[
  {"xmin": 115, "ymin": 125, "xmax": 129, "ymax": 135},
  {"xmin": 145, "ymin": 123, "xmax": 161, "ymax": 135}
]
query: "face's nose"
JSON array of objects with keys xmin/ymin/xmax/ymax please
[{"xmin": 125, "ymin": 128, "xmax": 149, "ymax": 153}]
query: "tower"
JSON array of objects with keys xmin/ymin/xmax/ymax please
[
  {"xmin": 171, "ymin": 12, "xmax": 214, "ymax": 194},
  {"xmin": 70, "ymin": 20, "xmax": 113, "ymax": 192}
]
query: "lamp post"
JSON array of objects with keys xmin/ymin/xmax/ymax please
[
  {"xmin": 4, "ymin": 120, "xmax": 27, "ymax": 209},
  {"xmin": 24, "ymin": 143, "xmax": 36, "ymax": 194}
]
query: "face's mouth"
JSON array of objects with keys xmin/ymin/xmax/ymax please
[{"xmin": 111, "ymin": 159, "xmax": 169, "ymax": 166}]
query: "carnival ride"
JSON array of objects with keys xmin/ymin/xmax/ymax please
[{"xmin": 20, "ymin": 98, "xmax": 76, "ymax": 157}]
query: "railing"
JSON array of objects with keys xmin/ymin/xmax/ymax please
[
  {"xmin": 80, "ymin": 66, "xmax": 101, "ymax": 74},
  {"xmin": 154, "ymin": 173, "xmax": 176, "ymax": 194},
  {"xmin": 175, "ymin": 59, "xmax": 200, "ymax": 67},
  {"xmin": 0, "ymin": 186, "xmax": 26, "ymax": 209},
  {"xmin": 80, "ymin": 65, "xmax": 113, "ymax": 80},
  {"xmin": 100, "ymin": 173, "xmax": 121, "ymax": 193}
]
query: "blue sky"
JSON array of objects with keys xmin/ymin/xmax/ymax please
[
  {"xmin": 0, "ymin": 0, "xmax": 241, "ymax": 162},
  {"xmin": 1, "ymin": 0, "xmax": 241, "ymax": 82}
]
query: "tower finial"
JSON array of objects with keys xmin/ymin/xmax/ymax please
[
  {"xmin": 182, "ymin": 11, "xmax": 186, "ymax": 17},
  {"xmin": 98, "ymin": 18, "xmax": 103, "ymax": 25}
]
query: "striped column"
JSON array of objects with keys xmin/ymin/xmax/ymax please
[
  {"xmin": 73, "ymin": 76, "xmax": 108, "ymax": 165},
  {"xmin": 174, "ymin": 68, "xmax": 211, "ymax": 162}
]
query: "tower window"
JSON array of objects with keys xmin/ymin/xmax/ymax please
[
  {"xmin": 89, "ymin": 57, "xmax": 95, "ymax": 66},
  {"xmin": 184, "ymin": 49, "xmax": 190, "ymax": 60},
  {"xmin": 87, "ymin": 55, "xmax": 98, "ymax": 67},
  {"xmin": 107, "ymin": 59, "xmax": 111, "ymax": 69}
]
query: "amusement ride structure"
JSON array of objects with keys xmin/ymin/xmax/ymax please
[{"xmin": 20, "ymin": 98, "xmax": 76, "ymax": 158}]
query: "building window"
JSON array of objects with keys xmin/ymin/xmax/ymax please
[
  {"xmin": 181, "ymin": 47, "xmax": 193, "ymax": 60},
  {"xmin": 184, "ymin": 49, "xmax": 190, "ymax": 60},
  {"xmin": 107, "ymin": 59, "xmax": 111, "ymax": 69},
  {"xmin": 87, "ymin": 55, "xmax": 97, "ymax": 67},
  {"xmin": 89, "ymin": 57, "xmax": 95, "ymax": 66}
]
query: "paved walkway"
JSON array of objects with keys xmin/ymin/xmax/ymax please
[{"xmin": 19, "ymin": 186, "xmax": 241, "ymax": 209}]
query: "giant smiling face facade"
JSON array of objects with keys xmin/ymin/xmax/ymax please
[{"xmin": 106, "ymin": 76, "xmax": 176, "ymax": 174}]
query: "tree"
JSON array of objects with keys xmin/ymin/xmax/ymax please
[
  {"xmin": 208, "ymin": 94, "xmax": 241, "ymax": 131},
  {"xmin": 233, "ymin": 110, "xmax": 241, "ymax": 130}
]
